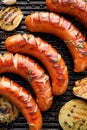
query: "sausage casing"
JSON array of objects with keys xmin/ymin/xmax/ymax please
[
  {"xmin": 5, "ymin": 34, "xmax": 68, "ymax": 96},
  {"xmin": 46, "ymin": 0, "xmax": 87, "ymax": 28},
  {"xmin": 0, "ymin": 76, "xmax": 42, "ymax": 130},
  {"xmin": 25, "ymin": 12, "xmax": 87, "ymax": 72},
  {"xmin": 0, "ymin": 53, "xmax": 53, "ymax": 111}
]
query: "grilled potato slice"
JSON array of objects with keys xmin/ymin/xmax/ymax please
[
  {"xmin": 58, "ymin": 99, "xmax": 87, "ymax": 130},
  {"xmin": 73, "ymin": 77, "xmax": 87, "ymax": 99},
  {"xmin": 0, "ymin": 7, "xmax": 23, "ymax": 31}
]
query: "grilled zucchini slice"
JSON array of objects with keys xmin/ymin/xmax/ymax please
[
  {"xmin": 58, "ymin": 99, "xmax": 87, "ymax": 130},
  {"xmin": 0, "ymin": 96, "xmax": 19, "ymax": 124},
  {"xmin": 0, "ymin": 7, "xmax": 23, "ymax": 31}
]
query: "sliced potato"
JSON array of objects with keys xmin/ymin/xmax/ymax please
[
  {"xmin": 0, "ymin": 7, "xmax": 23, "ymax": 31},
  {"xmin": 58, "ymin": 99, "xmax": 87, "ymax": 130},
  {"xmin": 73, "ymin": 77, "xmax": 87, "ymax": 99}
]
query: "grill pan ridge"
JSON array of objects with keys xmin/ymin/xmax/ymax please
[{"xmin": 0, "ymin": 0, "xmax": 87, "ymax": 130}]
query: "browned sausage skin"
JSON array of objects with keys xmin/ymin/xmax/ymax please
[
  {"xmin": 25, "ymin": 12, "xmax": 87, "ymax": 72},
  {"xmin": 0, "ymin": 53, "xmax": 53, "ymax": 111},
  {"xmin": 0, "ymin": 77, "xmax": 42, "ymax": 130},
  {"xmin": 46, "ymin": 0, "xmax": 87, "ymax": 28},
  {"xmin": 5, "ymin": 34, "xmax": 68, "ymax": 96}
]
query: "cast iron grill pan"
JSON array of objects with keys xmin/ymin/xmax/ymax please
[{"xmin": 0, "ymin": 0, "xmax": 87, "ymax": 129}]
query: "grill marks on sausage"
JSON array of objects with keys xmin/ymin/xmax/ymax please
[
  {"xmin": 46, "ymin": 0, "xmax": 87, "ymax": 29},
  {"xmin": 22, "ymin": 34, "xmax": 67, "ymax": 85},
  {"xmin": 52, "ymin": 0, "xmax": 87, "ymax": 11},
  {"xmin": 24, "ymin": 12, "xmax": 87, "ymax": 72},
  {"xmin": 31, "ymin": 12, "xmax": 87, "ymax": 56},
  {"xmin": 23, "ymin": 33, "xmax": 66, "ymax": 75},
  {"xmin": 5, "ymin": 33, "xmax": 68, "ymax": 95},
  {"xmin": 0, "ymin": 77, "xmax": 42, "ymax": 130},
  {"xmin": 0, "ymin": 53, "xmax": 53, "ymax": 111}
]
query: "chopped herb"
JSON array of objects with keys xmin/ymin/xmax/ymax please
[
  {"xmin": 27, "ymin": 69, "xmax": 33, "ymax": 82},
  {"xmin": 63, "ymin": 121, "xmax": 72, "ymax": 128},
  {"xmin": 63, "ymin": 121, "xmax": 69, "ymax": 126},
  {"xmin": 64, "ymin": 40, "xmax": 75, "ymax": 45},
  {"xmin": 51, "ymin": 54, "xmax": 61, "ymax": 63},
  {"xmin": 77, "ymin": 44, "xmax": 84, "ymax": 49},
  {"xmin": 84, "ymin": 0, "xmax": 87, "ymax": 2},
  {"xmin": 2, "ymin": 116, "xmax": 10, "ymax": 124}
]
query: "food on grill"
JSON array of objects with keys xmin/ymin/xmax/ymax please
[
  {"xmin": 73, "ymin": 77, "xmax": 87, "ymax": 99},
  {"xmin": 0, "ymin": 96, "xmax": 19, "ymax": 124},
  {"xmin": 25, "ymin": 12, "xmax": 87, "ymax": 72},
  {"xmin": 0, "ymin": 77, "xmax": 42, "ymax": 130},
  {"xmin": 46, "ymin": 0, "xmax": 87, "ymax": 29},
  {"xmin": 1, "ymin": 0, "xmax": 16, "ymax": 5},
  {"xmin": 0, "ymin": 7, "xmax": 23, "ymax": 31},
  {"xmin": 59, "ymin": 99, "xmax": 87, "ymax": 130},
  {"xmin": 5, "ymin": 33, "xmax": 68, "ymax": 96},
  {"xmin": 0, "ymin": 52, "xmax": 53, "ymax": 111}
]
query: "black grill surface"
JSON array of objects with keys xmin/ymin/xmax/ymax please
[{"xmin": 0, "ymin": 0, "xmax": 87, "ymax": 130}]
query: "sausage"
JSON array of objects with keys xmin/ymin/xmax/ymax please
[
  {"xmin": 5, "ymin": 34, "xmax": 68, "ymax": 96},
  {"xmin": 25, "ymin": 12, "xmax": 87, "ymax": 72},
  {"xmin": 46, "ymin": 0, "xmax": 87, "ymax": 29},
  {"xmin": 0, "ymin": 52, "xmax": 53, "ymax": 111},
  {"xmin": 0, "ymin": 76, "xmax": 42, "ymax": 130}
]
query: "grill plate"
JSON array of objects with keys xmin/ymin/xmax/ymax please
[{"xmin": 0, "ymin": 0, "xmax": 87, "ymax": 130}]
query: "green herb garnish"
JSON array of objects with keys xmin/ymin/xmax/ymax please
[
  {"xmin": 27, "ymin": 69, "xmax": 33, "ymax": 82},
  {"xmin": 84, "ymin": 0, "xmax": 87, "ymax": 2},
  {"xmin": 2, "ymin": 116, "xmax": 10, "ymax": 124},
  {"xmin": 64, "ymin": 121, "xmax": 68, "ymax": 126},
  {"xmin": 64, "ymin": 40, "xmax": 75, "ymax": 45},
  {"xmin": 77, "ymin": 44, "xmax": 84, "ymax": 49},
  {"xmin": 51, "ymin": 54, "xmax": 61, "ymax": 63}
]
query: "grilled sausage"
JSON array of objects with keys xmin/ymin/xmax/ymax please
[
  {"xmin": 25, "ymin": 12, "xmax": 87, "ymax": 72},
  {"xmin": 5, "ymin": 34, "xmax": 68, "ymax": 96},
  {"xmin": 0, "ymin": 76, "xmax": 42, "ymax": 130},
  {"xmin": 46, "ymin": 0, "xmax": 87, "ymax": 29},
  {"xmin": 0, "ymin": 52, "xmax": 53, "ymax": 111}
]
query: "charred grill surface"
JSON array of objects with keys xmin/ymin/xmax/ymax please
[{"xmin": 0, "ymin": 0, "xmax": 87, "ymax": 130}]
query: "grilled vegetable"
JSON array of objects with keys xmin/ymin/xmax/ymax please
[
  {"xmin": 0, "ymin": 96, "xmax": 19, "ymax": 124},
  {"xmin": 0, "ymin": 7, "xmax": 23, "ymax": 31},
  {"xmin": 59, "ymin": 99, "xmax": 87, "ymax": 130},
  {"xmin": 1, "ymin": 0, "xmax": 17, "ymax": 5},
  {"xmin": 73, "ymin": 77, "xmax": 87, "ymax": 99}
]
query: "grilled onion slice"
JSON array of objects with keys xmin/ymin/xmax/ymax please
[
  {"xmin": 1, "ymin": 0, "xmax": 17, "ymax": 5},
  {"xmin": 58, "ymin": 99, "xmax": 87, "ymax": 130},
  {"xmin": 0, "ymin": 7, "xmax": 23, "ymax": 31},
  {"xmin": 0, "ymin": 96, "xmax": 19, "ymax": 124},
  {"xmin": 73, "ymin": 77, "xmax": 87, "ymax": 99}
]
